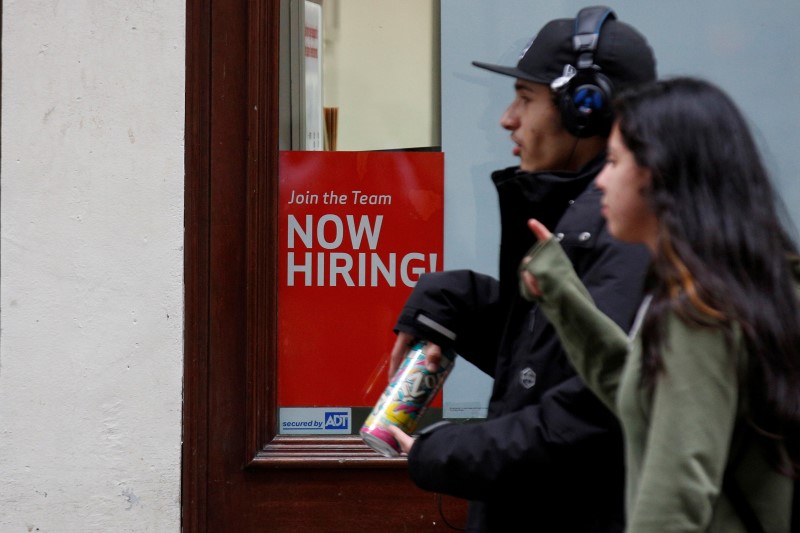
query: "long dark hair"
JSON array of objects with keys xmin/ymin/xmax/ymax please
[{"xmin": 615, "ymin": 77, "xmax": 800, "ymax": 476}]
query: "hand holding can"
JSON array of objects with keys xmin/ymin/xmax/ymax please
[{"xmin": 360, "ymin": 340, "xmax": 455, "ymax": 457}]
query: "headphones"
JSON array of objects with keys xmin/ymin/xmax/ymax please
[{"xmin": 555, "ymin": 6, "xmax": 616, "ymax": 138}]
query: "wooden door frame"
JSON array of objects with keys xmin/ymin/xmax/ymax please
[
  {"xmin": 182, "ymin": 1, "xmax": 467, "ymax": 530},
  {"xmin": 182, "ymin": 0, "xmax": 212, "ymax": 526},
  {"xmin": 240, "ymin": 0, "xmax": 402, "ymax": 469}
]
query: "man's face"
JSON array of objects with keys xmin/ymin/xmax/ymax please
[{"xmin": 500, "ymin": 79, "xmax": 578, "ymax": 173}]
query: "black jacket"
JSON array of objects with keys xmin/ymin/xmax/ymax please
[{"xmin": 394, "ymin": 155, "xmax": 651, "ymax": 532}]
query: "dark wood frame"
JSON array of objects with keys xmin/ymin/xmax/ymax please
[
  {"xmin": 243, "ymin": 0, "xmax": 405, "ymax": 468},
  {"xmin": 182, "ymin": 0, "xmax": 211, "ymax": 527},
  {"xmin": 182, "ymin": 1, "xmax": 467, "ymax": 529}
]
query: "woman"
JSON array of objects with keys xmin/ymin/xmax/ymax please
[{"xmin": 520, "ymin": 77, "xmax": 799, "ymax": 531}]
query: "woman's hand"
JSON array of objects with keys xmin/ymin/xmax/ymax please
[
  {"xmin": 520, "ymin": 219, "xmax": 552, "ymax": 298},
  {"xmin": 527, "ymin": 218, "xmax": 551, "ymax": 241}
]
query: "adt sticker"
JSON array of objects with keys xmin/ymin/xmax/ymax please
[
  {"xmin": 324, "ymin": 411, "xmax": 349, "ymax": 430},
  {"xmin": 279, "ymin": 407, "xmax": 352, "ymax": 435}
]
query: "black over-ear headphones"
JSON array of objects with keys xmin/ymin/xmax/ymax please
[{"xmin": 556, "ymin": 6, "xmax": 616, "ymax": 138}]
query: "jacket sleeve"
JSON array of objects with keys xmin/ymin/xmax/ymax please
[
  {"xmin": 406, "ymin": 372, "xmax": 625, "ymax": 500},
  {"xmin": 393, "ymin": 269, "xmax": 505, "ymax": 376},
  {"xmin": 407, "ymin": 229, "xmax": 646, "ymax": 500}
]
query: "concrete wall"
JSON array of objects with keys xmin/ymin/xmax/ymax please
[{"xmin": 0, "ymin": 2, "xmax": 185, "ymax": 531}]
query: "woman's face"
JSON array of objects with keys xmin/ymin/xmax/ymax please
[{"xmin": 596, "ymin": 123, "xmax": 659, "ymax": 252}]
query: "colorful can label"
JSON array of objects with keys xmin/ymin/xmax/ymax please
[{"xmin": 360, "ymin": 341, "xmax": 455, "ymax": 457}]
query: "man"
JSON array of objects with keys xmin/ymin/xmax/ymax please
[{"xmin": 386, "ymin": 7, "xmax": 657, "ymax": 532}]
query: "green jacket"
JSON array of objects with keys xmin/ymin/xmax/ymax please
[{"xmin": 521, "ymin": 237, "xmax": 794, "ymax": 532}]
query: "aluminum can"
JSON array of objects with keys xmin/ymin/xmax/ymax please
[{"xmin": 360, "ymin": 340, "xmax": 455, "ymax": 457}]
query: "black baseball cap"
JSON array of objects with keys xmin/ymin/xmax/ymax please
[{"xmin": 472, "ymin": 13, "xmax": 656, "ymax": 90}]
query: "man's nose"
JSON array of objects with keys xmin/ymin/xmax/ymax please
[{"xmin": 500, "ymin": 106, "xmax": 518, "ymax": 130}]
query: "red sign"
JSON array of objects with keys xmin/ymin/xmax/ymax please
[{"xmin": 278, "ymin": 151, "xmax": 445, "ymax": 407}]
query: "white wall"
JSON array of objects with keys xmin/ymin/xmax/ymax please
[{"xmin": 1, "ymin": 2, "xmax": 185, "ymax": 531}]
